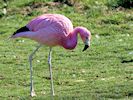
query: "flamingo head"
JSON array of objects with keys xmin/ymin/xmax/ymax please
[{"xmin": 79, "ymin": 27, "xmax": 91, "ymax": 51}]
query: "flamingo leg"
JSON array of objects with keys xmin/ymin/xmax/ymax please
[
  {"xmin": 29, "ymin": 44, "xmax": 42, "ymax": 97},
  {"xmin": 48, "ymin": 47, "xmax": 55, "ymax": 96}
]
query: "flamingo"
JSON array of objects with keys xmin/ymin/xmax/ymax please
[{"xmin": 11, "ymin": 14, "xmax": 91, "ymax": 97}]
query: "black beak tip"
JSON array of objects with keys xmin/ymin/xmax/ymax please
[{"xmin": 82, "ymin": 45, "xmax": 89, "ymax": 52}]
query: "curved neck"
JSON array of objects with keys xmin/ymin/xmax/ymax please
[{"xmin": 62, "ymin": 27, "xmax": 84, "ymax": 50}]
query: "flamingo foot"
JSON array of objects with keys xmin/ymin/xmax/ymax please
[
  {"xmin": 52, "ymin": 93, "xmax": 55, "ymax": 96},
  {"xmin": 30, "ymin": 90, "xmax": 36, "ymax": 97}
]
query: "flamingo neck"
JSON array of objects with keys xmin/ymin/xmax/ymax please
[{"xmin": 63, "ymin": 27, "xmax": 84, "ymax": 50}]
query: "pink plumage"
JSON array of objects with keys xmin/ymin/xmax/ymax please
[
  {"xmin": 11, "ymin": 14, "xmax": 91, "ymax": 97},
  {"xmin": 12, "ymin": 14, "xmax": 91, "ymax": 50}
]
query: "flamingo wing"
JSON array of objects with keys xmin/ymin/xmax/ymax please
[{"xmin": 26, "ymin": 14, "xmax": 73, "ymax": 37}]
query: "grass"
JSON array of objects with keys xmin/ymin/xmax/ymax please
[{"xmin": 0, "ymin": 0, "xmax": 133, "ymax": 99}]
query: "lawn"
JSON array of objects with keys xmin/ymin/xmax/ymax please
[{"xmin": 0, "ymin": 0, "xmax": 133, "ymax": 99}]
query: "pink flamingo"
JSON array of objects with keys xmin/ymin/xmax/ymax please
[{"xmin": 11, "ymin": 14, "xmax": 91, "ymax": 97}]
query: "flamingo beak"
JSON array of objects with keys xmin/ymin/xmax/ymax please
[{"xmin": 82, "ymin": 38, "xmax": 90, "ymax": 51}]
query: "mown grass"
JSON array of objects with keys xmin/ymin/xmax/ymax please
[{"xmin": 0, "ymin": 0, "xmax": 133, "ymax": 99}]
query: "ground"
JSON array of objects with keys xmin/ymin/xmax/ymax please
[{"xmin": 0, "ymin": 0, "xmax": 133, "ymax": 99}]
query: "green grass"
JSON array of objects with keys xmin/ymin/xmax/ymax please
[{"xmin": 0, "ymin": 0, "xmax": 133, "ymax": 99}]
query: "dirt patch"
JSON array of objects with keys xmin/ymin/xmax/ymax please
[
  {"xmin": 21, "ymin": 2, "xmax": 61, "ymax": 15},
  {"xmin": 0, "ymin": 75, "xmax": 5, "ymax": 80},
  {"xmin": 31, "ymin": 2, "xmax": 61, "ymax": 9},
  {"xmin": 7, "ymin": 2, "xmax": 62, "ymax": 16},
  {"xmin": 121, "ymin": 59, "xmax": 133, "ymax": 63}
]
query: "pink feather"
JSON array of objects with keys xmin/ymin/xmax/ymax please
[{"xmin": 12, "ymin": 14, "xmax": 91, "ymax": 50}]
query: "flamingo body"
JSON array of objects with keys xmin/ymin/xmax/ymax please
[
  {"xmin": 11, "ymin": 14, "xmax": 91, "ymax": 97},
  {"xmin": 12, "ymin": 14, "xmax": 91, "ymax": 50}
]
